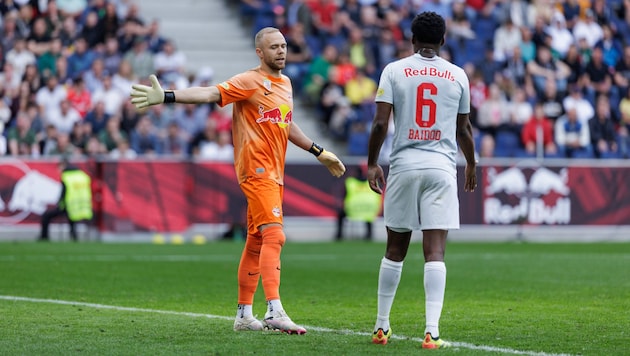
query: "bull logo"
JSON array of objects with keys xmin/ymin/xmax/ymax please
[
  {"xmin": 0, "ymin": 160, "xmax": 62, "ymax": 224},
  {"xmin": 484, "ymin": 166, "xmax": 570, "ymax": 225},
  {"xmin": 256, "ymin": 104, "xmax": 292, "ymax": 128}
]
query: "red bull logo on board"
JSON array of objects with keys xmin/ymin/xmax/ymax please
[{"xmin": 484, "ymin": 167, "xmax": 571, "ymax": 225}]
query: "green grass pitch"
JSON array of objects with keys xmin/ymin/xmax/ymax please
[{"xmin": 1, "ymin": 240, "xmax": 628, "ymax": 355}]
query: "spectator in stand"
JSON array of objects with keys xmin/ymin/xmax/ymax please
[
  {"xmin": 582, "ymin": 46, "xmax": 617, "ymax": 107},
  {"xmin": 120, "ymin": 100, "xmax": 140, "ymax": 135},
  {"xmin": 67, "ymin": 36, "xmax": 96, "ymax": 80},
  {"xmin": 344, "ymin": 68, "xmax": 377, "ymax": 120},
  {"xmin": 6, "ymin": 37, "xmax": 36, "ymax": 81},
  {"xmin": 102, "ymin": 1, "xmax": 120, "ymax": 39},
  {"xmin": 81, "ymin": 10, "xmax": 105, "ymax": 48},
  {"xmin": 48, "ymin": 131, "xmax": 77, "ymax": 156},
  {"xmin": 117, "ymin": 19, "xmax": 139, "ymax": 54},
  {"xmin": 284, "ymin": 23, "xmax": 312, "ymax": 95},
  {"xmin": 91, "ymin": 73, "xmax": 124, "ymax": 116},
  {"xmin": 562, "ymin": 44, "xmax": 585, "ymax": 87},
  {"xmin": 588, "ymin": 95, "xmax": 619, "ymax": 158},
  {"xmin": 161, "ymin": 121, "xmax": 188, "ymax": 156},
  {"xmin": 130, "ymin": 115, "xmax": 161, "ymax": 155},
  {"xmin": 342, "ymin": 26, "xmax": 376, "ymax": 79},
  {"xmin": 476, "ymin": 83, "xmax": 509, "ymax": 137},
  {"xmin": 35, "ymin": 75, "xmax": 67, "ymax": 123},
  {"xmin": 619, "ymin": 89, "xmax": 630, "ymax": 158},
  {"xmin": 572, "ymin": 9, "xmax": 603, "ymax": 48},
  {"xmin": 85, "ymin": 100, "xmax": 110, "ymax": 135},
  {"xmin": 22, "ymin": 63, "xmax": 42, "ymax": 94},
  {"xmin": 7, "ymin": 111, "xmax": 39, "ymax": 157},
  {"xmin": 145, "ymin": 19, "xmax": 167, "ymax": 54},
  {"xmin": 199, "ymin": 130, "xmax": 234, "ymax": 161},
  {"xmin": 190, "ymin": 118, "xmax": 218, "ymax": 158},
  {"xmin": 109, "ymin": 136, "xmax": 137, "ymax": 159},
  {"xmin": 547, "ymin": 11, "xmax": 573, "ymax": 59},
  {"xmin": 174, "ymin": 103, "xmax": 208, "ymax": 143},
  {"xmin": 303, "ymin": 43, "xmax": 338, "ymax": 105},
  {"xmin": 59, "ymin": 16, "xmax": 80, "ymax": 48},
  {"xmin": 48, "ymin": 99, "xmax": 81, "ymax": 134},
  {"xmin": 563, "ymin": 85, "xmax": 594, "ymax": 124},
  {"xmin": 596, "ymin": 24, "xmax": 623, "ymax": 69},
  {"xmin": 112, "ymin": 59, "xmax": 137, "ymax": 97},
  {"xmin": 70, "ymin": 120, "xmax": 92, "ymax": 153},
  {"xmin": 521, "ymin": 102, "xmax": 558, "ymax": 157},
  {"xmin": 505, "ymin": 88, "xmax": 532, "ymax": 128},
  {"xmin": 98, "ymin": 114, "xmax": 127, "ymax": 152},
  {"xmin": 40, "ymin": 124, "xmax": 59, "ymax": 156},
  {"xmin": 66, "ymin": 76, "xmax": 92, "ymax": 118},
  {"xmin": 538, "ymin": 79, "xmax": 565, "ymax": 121},
  {"xmin": 555, "ymin": 107, "xmax": 592, "ymax": 158},
  {"xmin": 308, "ymin": 0, "xmax": 338, "ymax": 41},
  {"xmin": 153, "ymin": 39, "xmax": 187, "ymax": 83},
  {"xmin": 102, "ymin": 35, "xmax": 123, "ymax": 76},
  {"xmin": 37, "ymin": 37, "xmax": 63, "ymax": 79},
  {"xmin": 492, "ymin": 17, "xmax": 522, "ymax": 63},
  {"xmin": 561, "ymin": 0, "xmax": 581, "ymax": 29},
  {"xmin": 0, "ymin": 12, "xmax": 21, "ymax": 52},
  {"xmin": 54, "ymin": 54, "xmax": 71, "ymax": 84},
  {"xmin": 614, "ymin": 45, "xmax": 630, "ymax": 98},
  {"xmin": 83, "ymin": 57, "xmax": 107, "ymax": 93},
  {"xmin": 527, "ymin": 45, "xmax": 571, "ymax": 97},
  {"xmin": 27, "ymin": 16, "xmax": 52, "ymax": 57},
  {"xmin": 124, "ymin": 37, "xmax": 154, "ymax": 80}
]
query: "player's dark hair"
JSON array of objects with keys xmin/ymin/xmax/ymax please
[{"xmin": 411, "ymin": 12, "xmax": 446, "ymax": 45}]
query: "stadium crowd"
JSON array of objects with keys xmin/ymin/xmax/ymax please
[
  {"xmin": 243, "ymin": 0, "xmax": 630, "ymax": 159},
  {"xmin": 3, "ymin": 0, "xmax": 630, "ymax": 160},
  {"xmin": 0, "ymin": 0, "xmax": 233, "ymax": 160}
]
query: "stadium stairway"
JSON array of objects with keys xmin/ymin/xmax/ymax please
[{"xmin": 133, "ymin": 0, "xmax": 348, "ymax": 161}]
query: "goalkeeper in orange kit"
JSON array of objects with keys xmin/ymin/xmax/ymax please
[{"xmin": 130, "ymin": 27, "xmax": 346, "ymax": 334}]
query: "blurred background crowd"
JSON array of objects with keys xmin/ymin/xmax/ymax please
[
  {"xmin": 242, "ymin": 0, "xmax": 630, "ymax": 159},
  {"xmin": 1, "ymin": 0, "xmax": 630, "ymax": 160}
]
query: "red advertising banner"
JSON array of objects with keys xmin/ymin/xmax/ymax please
[{"xmin": 1, "ymin": 159, "xmax": 629, "ymax": 234}]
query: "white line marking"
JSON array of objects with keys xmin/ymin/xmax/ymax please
[{"xmin": 0, "ymin": 295, "xmax": 572, "ymax": 356}]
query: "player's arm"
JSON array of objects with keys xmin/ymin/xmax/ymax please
[
  {"xmin": 130, "ymin": 75, "xmax": 221, "ymax": 108},
  {"xmin": 456, "ymin": 113, "xmax": 477, "ymax": 192},
  {"xmin": 366, "ymin": 101, "xmax": 392, "ymax": 194},
  {"xmin": 289, "ymin": 122, "xmax": 346, "ymax": 178}
]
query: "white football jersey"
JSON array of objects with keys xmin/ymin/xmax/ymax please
[{"xmin": 375, "ymin": 53, "xmax": 470, "ymax": 175}]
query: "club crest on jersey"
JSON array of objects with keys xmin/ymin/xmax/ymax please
[
  {"xmin": 272, "ymin": 206, "xmax": 282, "ymax": 217},
  {"xmin": 256, "ymin": 103, "xmax": 293, "ymax": 128},
  {"xmin": 263, "ymin": 79, "xmax": 272, "ymax": 91}
]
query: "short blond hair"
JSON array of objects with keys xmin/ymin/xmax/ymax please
[{"xmin": 254, "ymin": 27, "xmax": 280, "ymax": 48}]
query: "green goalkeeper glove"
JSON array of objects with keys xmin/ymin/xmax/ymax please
[
  {"xmin": 317, "ymin": 149, "xmax": 346, "ymax": 178},
  {"xmin": 130, "ymin": 74, "xmax": 166, "ymax": 109}
]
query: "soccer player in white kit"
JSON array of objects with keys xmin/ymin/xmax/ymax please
[{"xmin": 366, "ymin": 12, "xmax": 477, "ymax": 349}]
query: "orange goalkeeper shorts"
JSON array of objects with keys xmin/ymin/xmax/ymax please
[{"xmin": 240, "ymin": 177, "xmax": 284, "ymax": 236}]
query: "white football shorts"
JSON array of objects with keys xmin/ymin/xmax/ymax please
[{"xmin": 383, "ymin": 168, "xmax": 460, "ymax": 231}]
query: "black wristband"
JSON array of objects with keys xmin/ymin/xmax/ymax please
[
  {"xmin": 164, "ymin": 91, "xmax": 176, "ymax": 104},
  {"xmin": 309, "ymin": 142, "xmax": 324, "ymax": 157}
]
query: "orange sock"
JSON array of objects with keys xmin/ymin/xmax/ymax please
[
  {"xmin": 237, "ymin": 233, "xmax": 262, "ymax": 305},
  {"xmin": 260, "ymin": 225, "xmax": 285, "ymax": 301}
]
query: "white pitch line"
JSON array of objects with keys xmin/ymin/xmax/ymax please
[{"xmin": 0, "ymin": 295, "xmax": 572, "ymax": 356}]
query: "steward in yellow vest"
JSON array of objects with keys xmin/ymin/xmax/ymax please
[
  {"xmin": 335, "ymin": 166, "xmax": 382, "ymax": 240},
  {"xmin": 39, "ymin": 160, "xmax": 93, "ymax": 241}
]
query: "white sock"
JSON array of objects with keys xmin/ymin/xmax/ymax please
[
  {"xmin": 424, "ymin": 261, "xmax": 446, "ymax": 338},
  {"xmin": 374, "ymin": 257, "xmax": 403, "ymax": 332},
  {"xmin": 236, "ymin": 304, "xmax": 253, "ymax": 319},
  {"xmin": 267, "ymin": 299, "xmax": 284, "ymax": 315}
]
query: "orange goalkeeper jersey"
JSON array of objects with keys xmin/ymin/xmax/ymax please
[{"xmin": 216, "ymin": 67, "xmax": 293, "ymax": 185}]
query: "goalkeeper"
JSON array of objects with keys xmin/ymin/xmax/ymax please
[{"xmin": 131, "ymin": 27, "xmax": 345, "ymax": 335}]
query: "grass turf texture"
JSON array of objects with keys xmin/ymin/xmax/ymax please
[{"xmin": 1, "ymin": 241, "xmax": 628, "ymax": 355}]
